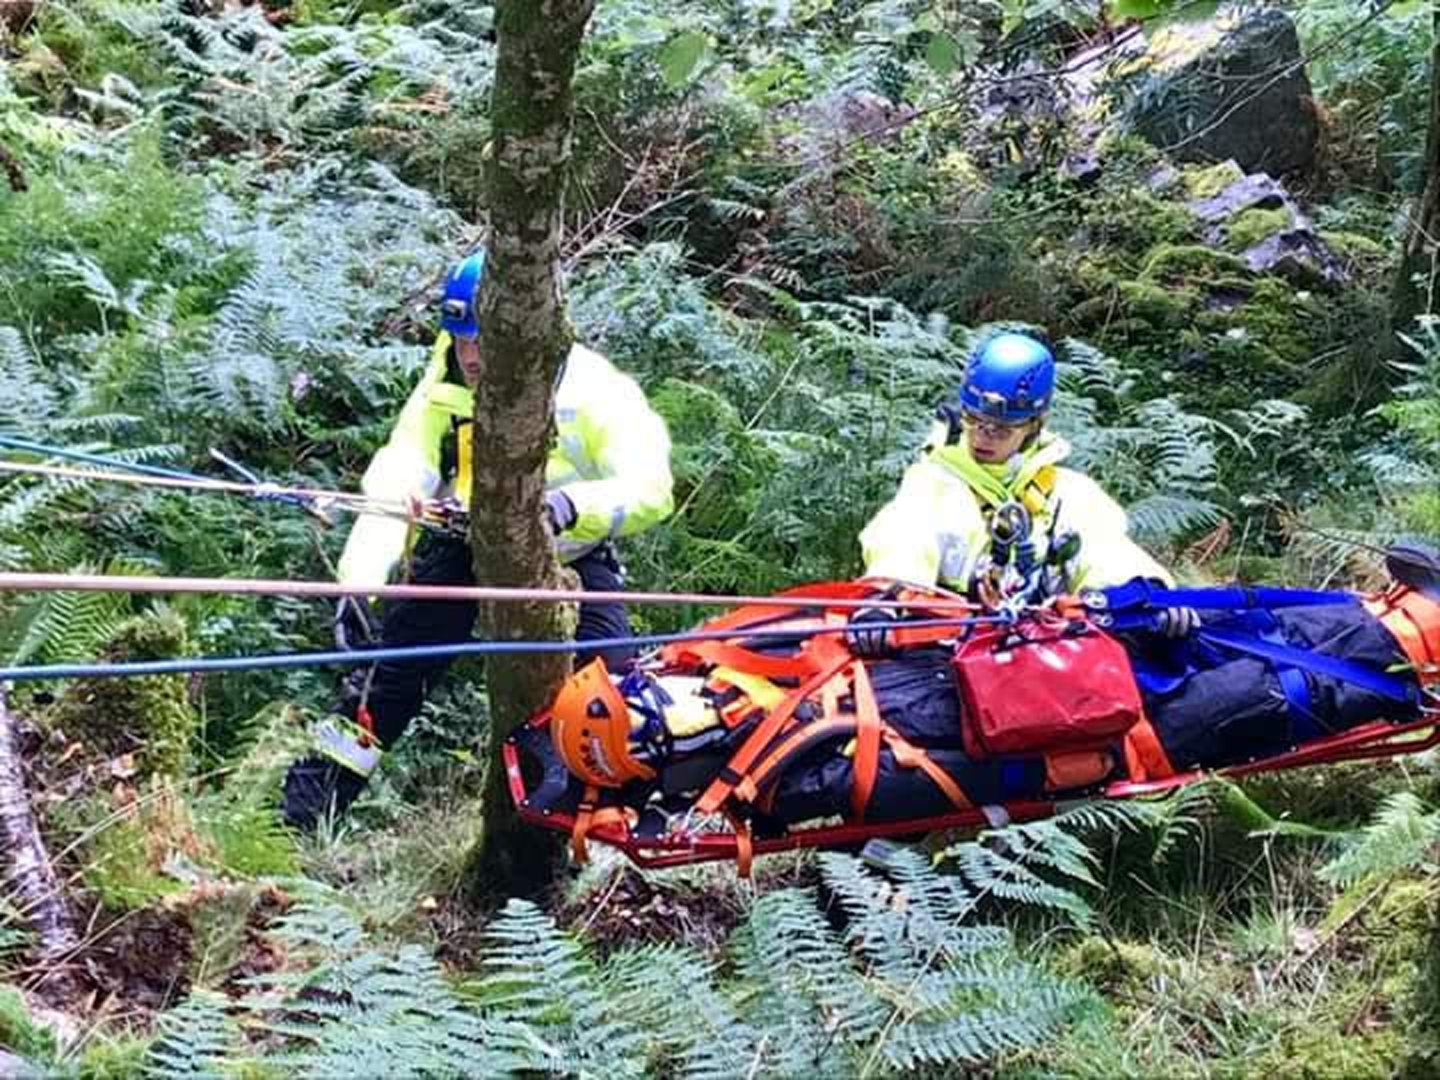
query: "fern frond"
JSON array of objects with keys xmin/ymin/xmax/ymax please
[
  {"xmin": 144, "ymin": 990, "xmax": 243, "ymax": 1079},
  {"xmin": 1320, "ymin": 791, "xmax": 1440, "ymax": 887}
]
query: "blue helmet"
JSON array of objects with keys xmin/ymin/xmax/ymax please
[
  {"xmin": 439, "ymin": 251, "xmax": 487, "ymax": 339},
  {"xmin": 959, "ymin": 332, "xmax": 1056, "ymax": 423}
]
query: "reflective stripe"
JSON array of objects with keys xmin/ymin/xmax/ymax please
[
  {"xmin": 427, "ymin": 382, "xmax": 473, "ymax": 415},
  {"xmin": 313, "ymin": 717, "xmax": 383, "ymax": 777}
]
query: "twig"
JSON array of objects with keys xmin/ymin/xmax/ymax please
[{"xmin": 0, "ymin": 689, "xmax": 80, "ymax": 1003}]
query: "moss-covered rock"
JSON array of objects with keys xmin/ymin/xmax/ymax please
[
  {"xmin": 1321, "ymin": 229, "xmax": 1391, "ymax": 277},
  {"xmin": 1116, "ymin": 279, "xmax": 1200, "ymax": 328},
  {"xmin": 1083, "ymin": 188, "xmax": 1198, "ymax": 256},
  {"xmin": 70, "ymin": 784, "xmax": 214, "ymax": 911},
  {"xmin": 1240, "ymin": 1027, "xmax": 1403, "ymax": 1080},
  {"xmin": 1182, "ymin": 160, "xmax": 1246, "ymax": 200},
  {"xmin": 42, "ymin": 608, "xmax": 198, "ymax": 780},
  {"xmin": 1054, "ymin": 936, "xmax": 1179, "ymax": 996},
  {"xmin": 1226, "ymin": 207, "xmax": 1292, "ymax": 252},
  {"xmin": 1141, "ymin": 243, "xmax": 1252, "ymax": 286}
]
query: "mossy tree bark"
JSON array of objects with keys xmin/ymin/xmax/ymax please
[
  {"xmin": 461, "ymin": 0, "xmax": 597, "ymax": 902},
  {"xmin": 1388, "ymin": 2, "xmax": 1440, "ymax": 359}
]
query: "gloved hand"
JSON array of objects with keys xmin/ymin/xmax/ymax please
[
  {"xmin": 1155, "ymin": 606, "xmax": 1201, "ymax": 639},
  {"xmin": 334, "ymin": 596, "xmax": 379, "ymax": 651},
  {"xmin": 545, "ymin": 490, "xmax": 577, "ymax": 535},
  {"xmin": 847, "ymin": 606, "xmax": 899, "ymax": 658}
]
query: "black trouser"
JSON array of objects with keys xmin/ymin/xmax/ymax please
[{"xmin": 282, "ymin": 533, "xmax": 636, "ymax": 829}]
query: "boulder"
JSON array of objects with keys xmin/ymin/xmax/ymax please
[
  {"xmin": 1127, "ymin": 9, "xmax": 1318, "ymax": 175},
  {"xmin": 1184, "ymin": 166, "xmax": 1348, "ymax": 286}
]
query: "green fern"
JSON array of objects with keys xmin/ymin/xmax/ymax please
[
  {"xmin": 144, "ymin": 990, "xmax": 242, "ymax": 1080},
  {"xmin": 1320, "ymin": 791, "xmax": 1440, "ymax": 888},
  {"xmin": 467, "ymin": 898, "xmax": 650, "ymax": 1077}
]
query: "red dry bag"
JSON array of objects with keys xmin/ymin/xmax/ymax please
[{"xmin": 952, "ymin": 623, "xmax": 1143, "ymax": 759}]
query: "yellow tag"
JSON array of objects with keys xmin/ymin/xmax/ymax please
[{"xmin": 456, "ymin": 420, "xmax": 473, "ymax": 497}]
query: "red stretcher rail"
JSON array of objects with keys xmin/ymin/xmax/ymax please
[{"xmin": 504, "ymin": 712, "xmax": 1440, "ymax": 870}]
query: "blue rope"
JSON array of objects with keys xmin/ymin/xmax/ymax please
[
  {"xmin": 0, "ymin": 616, "xmax": 1001, "ymax": 682},
  {"xmin": 0, "ymin": 434, "xmax": 205, "ymax": 483},
  {"xmin": 0, "ymin": 434, "xmax": 313, "ymax": 510}
]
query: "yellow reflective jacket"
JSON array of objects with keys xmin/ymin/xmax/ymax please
[
  {"xmin": 337, "ymin": 335, "xmax": 675, "ymax": 589},
  {"xmin": 860, "ymin": 423, "xmax": 1171, "ymax": 594}
]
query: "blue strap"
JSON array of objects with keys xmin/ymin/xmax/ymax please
[
  {"xmin": 1276, "ymin": 665, "xmax": 1322, "ymax": 741},
  {"xmin": 1195, "ymin": 625, "xmax": 1417, "ymax": 705},
  {"xmin": 1249, "ymin": 612, "xmax": 1322, "ymax": 741},
  {"xmin": 1094, "ymin": 579, "xmax": 1356, "ymax": 613}
]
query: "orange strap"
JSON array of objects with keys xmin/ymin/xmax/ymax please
[
  {"xmin": 721, "ymin": 811, "xmax": 753, "ymax": 877},
  {"xmin": 1122, "ymin": 711, "xmax": 1174, "ymax": 782},
  {"xmin": 1366, "ymin": 587, "xmax": 1440, "ymax": 688},
  {"xmin": 889, "ymin": 622, "xmax": 971, "ymax": 649},
  {"xmin": 886, "ymin": 731, "xmax": 972, "ymax": 810},
  {"xmin": 571, "ymin": 785, "xmax": 600, "ymax": 863},
  {"xmin": 849, "ymin": 661, "xmax": 882, "ymax": 821},
  {"xmin": 682, "ymin": 639, "xmax": 828, "ymax": 681},
  {"xmin": 695, "ymin": 649, "xmax": 852, "ymax": 815},
  {"xmin": 570, "ymin": 786, "xmax": 633, "ymax": 864},
  {"xmin": 747, "ymin": 718, "xmax": 859, "ymax": 809}
]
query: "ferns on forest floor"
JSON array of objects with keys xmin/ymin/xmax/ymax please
[{"xmin": 134, "ymin": 823, "xmax": 1121, "ymax": 1078}]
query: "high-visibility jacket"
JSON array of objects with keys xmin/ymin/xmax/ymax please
[
  {"xmin": 337, "ymin": 335, "xmax": 675, "ymax": 589},
  {"xmin": 860, "ymin": 423, "xmax": 1170, "ymax": 594}
]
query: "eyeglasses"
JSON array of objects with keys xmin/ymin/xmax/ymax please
[{"xmin": 961, "ymin": 412, "xmax": 1032, "ymax": 440}]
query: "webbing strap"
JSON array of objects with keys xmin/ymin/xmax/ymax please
[
  {"xmin": 1123, "ymin": 711, "xmax": 1174, "ymax": 781},
  {"xmin": 849, "ymin": 662, "xmax": 882, "ymax": 822},
  {"xmin": 695, "ymin": 650, "xmax": 851, "ymax": 815},
  {"xmin": 1367, "ymin": 588, "xmax": 1440, "ymax": 688},
  {"xmin": 1095, "ymin": 579, "xmax": 1357, "ymax": 613},
  {"xmin": 1277, "ymin": 665, "xmax": 1322, "ymax": 741},
  {"xmin": 887, "ymin": 731, "xmax": 972, "ymax": 810},
  {"xmin": 571, "ymin": 785, "xmax": 600, "ymax": 863},
  {"xmin": 682, "ymin": 639, "xmax": 830, "ymax": 681},
  {"xmin": 1197, "ymin": 626, "xmax": 1418, "ymax": 704},
  {"xmin": 749, "ymin": 718, "xmax": 859, "ymax": 806},
  {"xmin": 725, "ymin": 810, "xmax": 754, "ymax": 878}
]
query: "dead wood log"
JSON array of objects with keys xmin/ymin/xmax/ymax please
[{"xmin": 0, "ymin": 689, "xmax": 80, "ymax": 1001}]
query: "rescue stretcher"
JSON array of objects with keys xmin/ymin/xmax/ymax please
[{"xmin": 505, "ymin": 575, "xmax": 1440, "ymax": 873}]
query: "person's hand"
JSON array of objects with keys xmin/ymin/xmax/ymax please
[
  {"xmin": 545, "ymin": 490, "xmax": 577, "ymax": 534},
  {"xmin": 334, "ymin": 596, "xmax": 378, "ymax": 650},
  {"xmin": 1156, "ymin": 606, "xmax": 1201, "ymax": 638},
  {"xmin": 847, "ymin": 606, "xmax": 899, "ymax": 658}
]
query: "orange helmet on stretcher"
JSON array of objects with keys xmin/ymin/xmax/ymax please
[{"xmin": 551, "ymin": 659, "xmax": 659, "ymax": 788}]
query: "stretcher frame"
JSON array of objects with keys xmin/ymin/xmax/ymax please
[{"xmin": 504, "ymin": 709, "xmax": 1440, "ymax": 870}]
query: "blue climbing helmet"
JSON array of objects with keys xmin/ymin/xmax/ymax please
[
  {"xmin": 439, "ymin": 251, "xmax": 487, "ymax": 339},
  {"xmin": 959, "ymin": 332, "xmax": 1056, "ymax": 424}
]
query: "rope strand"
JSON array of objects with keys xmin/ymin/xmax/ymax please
[
  {"xmin": 0, "ymin": 571, "xmax": 978, "ymax": 613},
  {"xmin": 0, "ymin": 617, "xmax": 998, "ymax": 682}
]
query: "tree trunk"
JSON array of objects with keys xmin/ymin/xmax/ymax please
[
  {"xmin": 460, "ymin": 0, "xmax": 597, "ymax": 902},
  {"xmin": 0, "ymin": 691, "xmax": 80, "ymax": 1003},
  {"xmin": 1389, "ymin": 2, "xmax": 1440, "ymax": 358}
]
